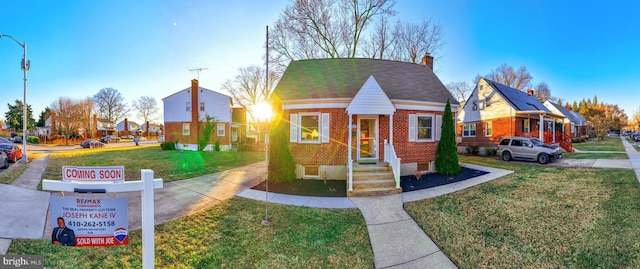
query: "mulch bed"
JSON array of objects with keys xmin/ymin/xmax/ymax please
[
  {"xmin": 252, "ymin": 179, "xmax": 347, "ymax": 197},
  {"xmin": 252, "ymin": 168, "xmax": 489, "ymax": 197},
  {"xmin": 400, "ymin": 167, "xmax": 488, "ymax": 192}
]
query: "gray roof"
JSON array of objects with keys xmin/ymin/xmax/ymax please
[
  {"xmin": 483, "ymin": 78, "xmax": 551, "ymax": 113},
  {"xmin": 546, "ymin": 101, "xmax": 579, "ymax": 122},
  {"xmin": 570, "ymin": 111, "xmax": 586, "ymax": 125},
  {"xmin": 273, "ymin": 58, "xmax": 459, "ymax": 105}
]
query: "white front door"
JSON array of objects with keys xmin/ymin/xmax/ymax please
[{"xmin": 357, "ymin": 116, "xmax": 378, "ymax": 160}]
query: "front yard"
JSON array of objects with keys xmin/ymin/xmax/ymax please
[
  {"xmin": 572, "ymin": 136, "xmax": 625, "ymax": 151},
  {"xmin": 406, "ymin": 155, "xmax": 640, "ymax": 268}
]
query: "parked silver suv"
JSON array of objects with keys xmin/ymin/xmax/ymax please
[{"xmin": 497, "ymin": 136, "xmax": 562, "ymax": 164}]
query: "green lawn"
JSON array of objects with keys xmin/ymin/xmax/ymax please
[
  {"xmin": 0, "ymin": 161, "xmax": 29, "ymax": 184},
  {"xmin": 407, "ymin": 155, "xmax": 640, "ymax": 268},
  {"xmin": 562, "ymin": 152, "xmax": 628, "ymax": 159},
  {"xmin": 43, "ymin": 146, "xmax": 265, "ymax": 182},
  {"xmin": 572, "ymin": 137, "xmax": 624, "ymax": 151},
  {"xmin": 9, "ymin": 197, "xmax": 373, "ymax": 268}
]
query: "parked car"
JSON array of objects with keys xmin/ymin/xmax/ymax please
[
  {"xmin": 80, "ymin": 140, "xmax": 105, "ymax": 149},
  {"xmin": 0, "ymin": 151, "xmax": 8, "ymax": 169},
  {"xmin": 10, "ymin": 133, "xmax": 22, "ymax": 143},
  {"xmin": 100, "ymin": 135, "xmax": 120, "ymax": 143},
  {"xmin": 0, "ymin": 143, "xmax": 22, "ymax": 163},
  {"xmin": 0, "ymin": 137, "xmax": 11, "ymax": 144},
  {"xmin": 121, "ymin": 135, "xmax": 134, "ymax": 139},
  {"xmin": 497, "ymin": 137, "xmax": 562, "ymax": 164},
  {"xmin": 631, "ymin": 133, "xmax": 640, "ymax": 142}
]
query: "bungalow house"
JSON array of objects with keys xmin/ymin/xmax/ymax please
[
  {"xmin": 93, "ymin": 116, "xmax": 118, "ymax": 137},
  {"xmin": 116, "ymin": 119, "xmax": 141, "ymax": 136},
  {"xmin": 272, "ymin": 57, "xmax": 459, "ymax": 196},
  {"xmin": 543, "ymin": 101, "xmax": 580, "ymax": 139},
  {"xmin": 569, "ymin": 110, "xmax": 590, "ymax": 137},
  {"xmin": 457, "ymin": 78, "xmax": 572, "ymax": 152},
  {"xmin": 140, "ymin": 122, "xmax": 162, "ymax": 137},
  {"xmin": 162, "ymin": 79, "xmax": 233, "ymax": 151}
]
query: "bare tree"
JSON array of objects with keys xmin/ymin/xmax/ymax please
[
  {"xmin": 93, "ymin": 87, "xmax": 129, "ymax": 123},
  {"xmin": 482, "ymin": 63, "xmax": 533, "ymax": 90},
  {"xmin": 446, "ymin": 81, "xmax": 473, "ymax": 103},
  {"xmin": 50, "ymin": 97, "xmax": 92, "ymax": 145},
  {"xmin": 396, "ymin": 18, "xmax": 444, "ymax": 63},
  {"xmin": 221, "ymin": 65, "xmax": 279, "ymax": 121},
  {"xmin": 132, "ymin": 96, "xmax": 159, "ymax": 127},
  {"xmin": 533, "ymin": 82, "xmax": 551, "ymax": 103},
  {"xmin": 270, "ymin": 0, "xmax": 396, "ymax": 66}
]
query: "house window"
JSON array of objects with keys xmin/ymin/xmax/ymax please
[
  {"xmin": 571, "ymin": 123, "xmax": 575, "ymax": 133},
  {"xmin": 186, "ymin": 102, "xmax": 191, "ymax": 112},
  {"xmin": 472, "ymin": 101, "xmax": 478, "ymax": 111},
  {"xmin": 417, "ymin": 115, "xmax": 433, "ymax": 141},
  {"xmin": 304, "ymin": 165, "xmax": 319, "ymax": 178},
  {"xmin": 200, "ymin": 102, "xmax": 205, "ymax": 112},
  {"xmin": 299, "ymin": 113, "xmax": 320, "ymax": 143},
  {"xmin": 522, "ymin": 119, "xmax": 530, "ymax": 132},
  {"xmin": 463, "ymin": 123, "xmax": 476, "ymax": 137},
  {"xmin": 182, "ymin": 123, "xmax": 190, "ymax": 135},
  {"xmin": 485, "ymin": 122, "xmax": 492, "ymax": 137},
  {"xmin": 217, "ymin": 123, "xmax": 225, "ymax": 136}
]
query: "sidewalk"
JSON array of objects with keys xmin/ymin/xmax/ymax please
[{"xmin": 620, "ymin": 137, "xmax": 640, "ymax": 180}]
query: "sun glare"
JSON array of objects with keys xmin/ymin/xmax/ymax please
[{"xmin": 253, "ymin": 102, "xmax": 273, "ymax": 122}]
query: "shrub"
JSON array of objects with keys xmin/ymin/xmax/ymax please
[
  {"xmin": 27, "ymin": 136, "xmax": 39, "ymax": 144},
  {"xmin": 268, "ymin": 104, "xmax": 296, "ymax": 183},
  {"xmin": 214, "ymin": 140, "xmax": 221, "ymax": 151},
  {"xmin": 198, "ymin": 115, "xmax": 217, "ymax": 151},
  {"xmin": 466, "ymin": 146, "xmax": 480, "ymax": 155},
  {"xmin": 484, "ymin": 147, "xmax": 497, "ymax": 156},
  {"xmin": 435, "ymin": 99, "xmax": 461, "ymax": 175},
  {"xmin": 160, "ymin": 141, "xmax": 176, "ymax": 150}
]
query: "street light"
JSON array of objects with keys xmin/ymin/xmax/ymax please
[{"xmin": 0, "ymin": 34, "xmax": 29, "ymax": 163}]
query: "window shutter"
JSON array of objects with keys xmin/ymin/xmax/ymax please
[
  {"xmin": 321, "ymin": 113, "xmax": 330, "ymax": 143},
  {"xmin": 408, "ymin": 114, "xmax": 416, "ymax": 142},
  {"xmin": 435, "ymin": 115, "xmax": 442, "ymax": 141},
  {"xmin": 289, "ymin": 113, "xmax": 298, "ymax": 142}
]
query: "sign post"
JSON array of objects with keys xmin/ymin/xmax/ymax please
[{"xmin": 43, "ymin": 169, "xmax": 162, "ymax": 269}]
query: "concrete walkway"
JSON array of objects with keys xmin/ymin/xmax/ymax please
[{"xmin": 621, "ymin": 137, "xmax": 640, "ymax": 180}]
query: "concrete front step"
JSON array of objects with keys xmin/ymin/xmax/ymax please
[
  {"xmin": 353, "ymin": 178, "xmax": 397, "ymax": 189},
  {"xmin": 353, "ymin": 171, "xmax": 395, "ymax": 180},
  {"xmin": 348, "ymin": 186, "xmax": 402, "ymax": 197},
  {"xmin": 352, "ymin": 165, "xmax": 391, "ymax": 172}
]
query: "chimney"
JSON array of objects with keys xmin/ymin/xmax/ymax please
[
  {"xmin": 421, "ymin": 53, "xmax": 434, "ymax": 70},
  {"xmin": 124, "ymin": 118, "xmax": 129, "ymax": 132},
  {"xmin": 190, "ymin": 79, "xmax": 199, "ymax": 144},
  {"xmin": 527, "ymin": 89, "xmax": 534, "ymax": 96}
]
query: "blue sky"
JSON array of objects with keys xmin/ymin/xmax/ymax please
[{"xmin": 1, "ymin": 0, "xmax": 639, "ymax": 124}]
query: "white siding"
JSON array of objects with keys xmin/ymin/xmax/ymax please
[
  {"xmin": 199, "ymin": 89, "xmax": 232, "ymax": 122},
  {"xmin": 163, "ymin": 88, "xmax": 232, "ymax": 123},
  {"xmin": 458, "ymin": 79, "xmax": 515, "ymax": 124},
  {"xmin": 163, "ymin": 89, "xmax": 192, "ymax": 122},
  {"xmin": 346, "ymin": 75, "xmax": 396, "ymax": 115}
]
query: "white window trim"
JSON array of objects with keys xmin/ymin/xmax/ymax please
[
  {"xmin": 200, "ymin": 102, "xmax": 205, "ymax": 112},
  {"xmin": 523, "ymin": 119, "xmax": 530, "ymax": 132},
  {"xmin": 463, "ymin": 123, "xmax": 476, "ymax": 137},
  {"xmin": 182, "ymin": 123, "xmax": 190, "ymax": 135},
  {"xmin": 217, "ymin": 123, "xmax": 225, "ymax": 137},
  {"xmin": 298, "ymin": 112, "xmax": 321, "ymax": 144},
  {"xmin": 485, "ymin": 121, "xmax": 492, "ymax": 137},
  {"xmin": 416, "ymin": 113, "xmax": 435, "ymax": 142}
]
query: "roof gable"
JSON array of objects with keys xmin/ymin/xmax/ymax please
[
  {"xmin": 347, "ymin": 76, "xmax": 396, "ymax": 115},
  {"xmin": 274, "ymin": 58, "xmax": 458, "ymax": 105},
  {"xmin": 544, "ymin": 101, "xmax": 578, "ymax": 122},
  {"xmin": 482, "ymin": 78, "xmax": 551, "ymax": 113}
]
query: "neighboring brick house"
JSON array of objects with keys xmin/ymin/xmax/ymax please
[
  {"xmin": 457, "ymin": 78, "xmax": 571, "ymax": 152},
  {"xmin": 94, "ymin": 115, "xmax": 118, "ymax": 137},
  {"xmin": 162, "ymin": 79, "xmax": 233, "ymax": 151},
  {"xmin": 543, "ymin": 101, "xmax": 581, "ymax": 139},
  {"xmin": 116, "ymin": 119, "xmax": 141, "ymax": 136},
  {"xmin": 272, "ymin": 57, "xmax": 459, "ymax": 194}
]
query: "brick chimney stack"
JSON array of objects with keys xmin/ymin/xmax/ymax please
[
  {"xmin": 190, "ymin": 79, "xmax": 199, "ymax": 144},
  {"xmin": 124, "ymin": 118, "xmax": 129, "ymax": 134},
  {"xmin": 527, "ymin": 89, "xmax": 534, "ymax": 96},
  {"xmin": 421, "ymin": 53, "xmax": 434, "ymax": 70}
]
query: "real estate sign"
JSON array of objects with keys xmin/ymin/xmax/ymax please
[
  {"xmin": 49, "ymin": 196, "xmax": 128, "ymax": 247},
  {"xmin": 62, "ymin": 166, "xmax": 125, "ymax": 183}
]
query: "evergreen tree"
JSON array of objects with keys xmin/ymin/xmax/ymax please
[
  {"xmin": 435, "ymin": 99, "xmax": 460, "ymax": 176},
  {"xmin": 571, "ymin": 101, "xmax": 579, "ymax": 111},
  {"xmin": 268, "ymin": 102, "xmax": 296, "ymax": 183}
]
